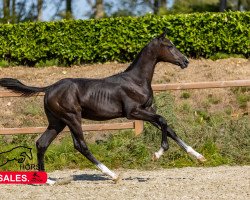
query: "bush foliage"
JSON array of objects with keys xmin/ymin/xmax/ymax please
[{"xmin": 0, "ymin": 11, "xmax": 249, "ymax": 66}]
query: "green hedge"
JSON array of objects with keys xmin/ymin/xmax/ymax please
[{"xmin": 0, "ymin": 11, "xmax": 249, "ymax": 66}]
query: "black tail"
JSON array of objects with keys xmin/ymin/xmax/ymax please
[{"xmin": 0, "ymin": 78, "xmax": 49, "ymax": 96}]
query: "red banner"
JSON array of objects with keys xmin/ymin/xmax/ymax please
[{"xmin": 0, "ymin": 171, "xmax": 47, "ymax": 184}]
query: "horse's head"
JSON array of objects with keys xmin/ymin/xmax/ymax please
[{"xmin": 154, "ymin": 30, "xmax": 189, "ymax": 69}]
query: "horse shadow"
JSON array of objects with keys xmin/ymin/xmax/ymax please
[
  {"xmin": 48, "ymin": 173, "xmax": 152, "ymax": 185},
  {"xmin": 72, "ymin": 173, "xmax": 110, "ymax": 181},
  {"xmin": 72, "ymin": 173, "xmax": 151, "ymax": 183}
]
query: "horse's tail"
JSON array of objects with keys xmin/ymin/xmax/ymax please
[{"xmin": 0, "ymin": 78, "xmax": 49, "ymax": 96}]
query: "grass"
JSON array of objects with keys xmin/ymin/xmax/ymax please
[
  {"xmin": 231, "ymin": 87, "xmax": 250, "ymax": 109},
  {"xmin": 180, "ymin": 91, "xmax": 191, "ymax": 99},
  {"xmin": 0, "ymin": 91, "xmax": 249, "ymax": 172},
  {"xmin": 22, "ymin": 102, "xmax": 43, "ymax": 116}
]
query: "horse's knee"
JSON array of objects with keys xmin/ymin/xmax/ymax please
[
  {"xmin": 159, "ymin": 117, "xmax": 167, "ymax": 125},
  {"xmin": 158, "ymin": 117, "xmax": 168, "ymax": 131}
]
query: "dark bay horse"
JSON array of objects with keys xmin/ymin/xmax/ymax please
[{"xmin": 0, "ymin": 31, "xmax": 205, "ymax": 184}]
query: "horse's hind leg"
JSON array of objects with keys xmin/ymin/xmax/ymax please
[
  {"xmin": 36, "ymin": 109, "xmax": 66, "ymax": 185},
  {"xmin": 65, "ymin": 114, "xmax": 119, "ymax": 181},
  {"xmin": 36, "ymin": 110, "xmax": 66, "ymax": 171},
  {"xmin": 70, "ymin": 132, "xmax": 119, "ymax": 181}
]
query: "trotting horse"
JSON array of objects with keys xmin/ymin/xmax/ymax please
[{"xmin": 0, "ymin": 31, "xmax": 205, "ymax": 184}]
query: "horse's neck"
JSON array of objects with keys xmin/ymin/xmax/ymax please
[{"xmin": 125, "ymin": 48, "xmax": 157, "ymax": 84}]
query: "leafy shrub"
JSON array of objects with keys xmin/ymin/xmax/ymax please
[{"xmin": 0, "ymin": 11, "xmax": 249, "ymax": 66}]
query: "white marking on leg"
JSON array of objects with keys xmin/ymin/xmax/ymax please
[
  {"xmin": 46, "ymin": 178, "xmax": 56, "ymax": 185},
  {"xmin": 154, "ymin": 147, "xmax": 164, "ymax": 159},
  {"xmin": 97, "ymin": 163, "xmax": 118, "ymax": 180},
  {"xmin": 186, "ymin": 146, "xmax": 206, "ymax": 161},
  {"xmin": 177, "ymin": 139, "xmax": 206, "ymax": 161}
]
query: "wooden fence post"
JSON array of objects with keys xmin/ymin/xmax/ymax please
[{"xmin": 134, "ymin": 120, "xmax": 144, "ymax": 136}]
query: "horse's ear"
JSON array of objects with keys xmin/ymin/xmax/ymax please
[{"xmin": 158, "ymin": 28, "xmax": 167, "ymax": 39}]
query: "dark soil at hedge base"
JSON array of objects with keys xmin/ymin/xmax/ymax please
[{"xmin": 0, "ymin": 166, "xmax": 249, "ymax": 200}]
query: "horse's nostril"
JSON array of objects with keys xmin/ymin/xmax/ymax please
[{"xmin": 184, "ymin": 60, "xmax": 189, "ymax": 66}]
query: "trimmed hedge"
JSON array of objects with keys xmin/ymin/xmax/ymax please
[{"xmin": 0, "ymin": 11, "xmax": 249, "ymax": 66}]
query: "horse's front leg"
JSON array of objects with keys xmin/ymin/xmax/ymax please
[
  {"xmin": 128, "ymin": 107, "xmax": 206, "ymax": 162},
  {"xmin": 153, "ymin": 116, "xmax": 206, "ymax": 162},
  {"xmin": 165, "ymin": 126, "xmax": 206, "ymax": 162}
]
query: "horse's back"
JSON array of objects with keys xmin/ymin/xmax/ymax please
[
  {"xmin": 77, "ymin": 79, "xmax": 124, "ymax": 120},
  {"xmin": 44, "ymin": 78, "xmax": 124, "ymax": 120}
]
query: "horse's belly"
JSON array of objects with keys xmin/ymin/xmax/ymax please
[{"xmin": 81, "ymin": 105, "xmax": 123, "ymax": 121}]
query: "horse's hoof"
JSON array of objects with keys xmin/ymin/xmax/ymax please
[
  {"xmin": 112, "ymin": 173, "xmax": 122, "ymax": 184},
  {"xmin": 152, "ymin": 153, "xmax": 159, "ymax": 161},
  {"xmin": 198, "ymin": 156, "xmax": 207, "ymax": 163},
  {"xmin": 46, "ymin": 178, "xmax": 56, "ymax": 186}
]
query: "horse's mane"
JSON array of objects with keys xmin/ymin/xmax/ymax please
[{"xmin": 124, "ymin": 44, "xmax": 149, "ymax": 72}]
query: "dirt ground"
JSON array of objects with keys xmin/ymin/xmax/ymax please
[{"xmin": 0, "ymin": 166, "xmax": 249, "ymax": 200}]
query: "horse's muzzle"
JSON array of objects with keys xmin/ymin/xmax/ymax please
[{"xmin": 180, "ymin": 57, "xmax": 189, "ymax": 69}]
